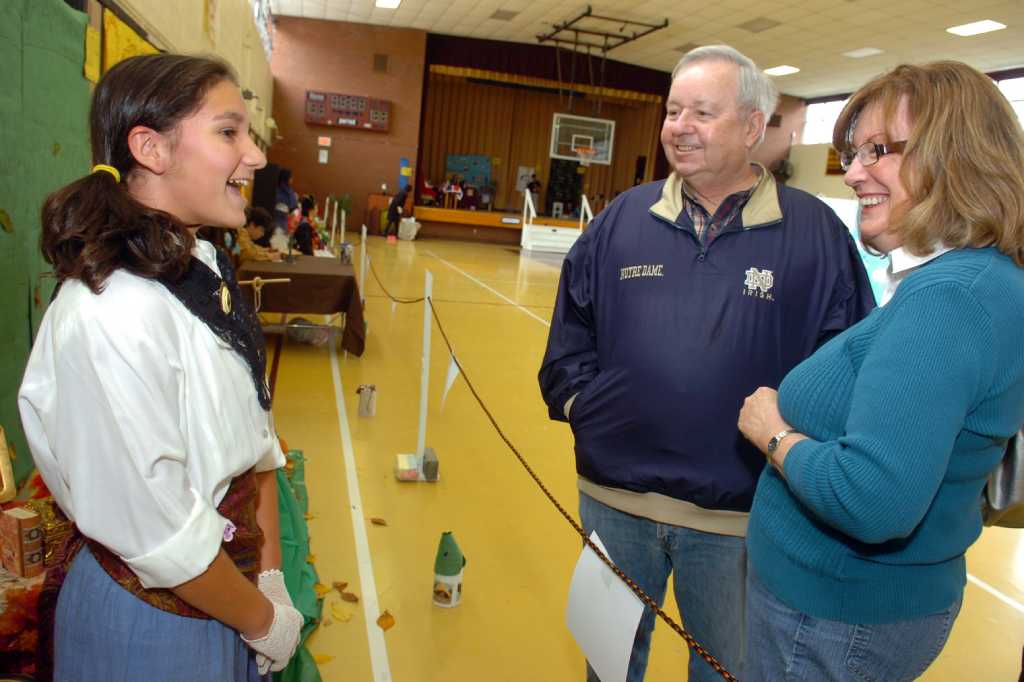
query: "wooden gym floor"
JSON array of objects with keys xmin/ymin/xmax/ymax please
[{"xmin": 269, "ymin": 236, "xmax": 1024, "ymax": 681}]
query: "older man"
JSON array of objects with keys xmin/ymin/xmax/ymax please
[{"xmin": 539, "ymin": 45, "xmax": 875, "ymax": 681}]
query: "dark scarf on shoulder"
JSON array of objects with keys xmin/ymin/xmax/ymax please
[{"xmin": 157, "ymin": 245, "xmax": 271, "ymax": 410}]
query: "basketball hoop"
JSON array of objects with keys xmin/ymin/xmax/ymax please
[{"xmin": 575, "ymin": 146, "xmax": 597, "ymax": 167}]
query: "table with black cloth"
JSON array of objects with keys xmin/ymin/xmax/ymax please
[{"xmin": 237, "ymin": 255, "xmax": 365, "ymax": 357}]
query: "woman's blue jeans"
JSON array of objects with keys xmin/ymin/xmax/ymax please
[{"xmin": 745, "ymin": 565, "xmax": 961, "ymax": 681}]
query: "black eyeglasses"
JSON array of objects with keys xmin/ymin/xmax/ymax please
[{"xmin": 839, "ymin": 140, "xmax": 907, "ymax": 171}]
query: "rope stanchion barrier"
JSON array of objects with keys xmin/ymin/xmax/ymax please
[
  {"xmin": 364, "ymin": 259, "xmax": 738, "ymax": 681},
  {"xmin": 367, "ymin": 256, "xmax": 424, "ymax": 304}
]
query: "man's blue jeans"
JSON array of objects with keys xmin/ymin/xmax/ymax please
[
  {"xmin": 745, "ymin": 565, "xmax": 961, "ymax": 681},
  {"xmin": 579, "ymin": 493, "xmax": 746, "ymax": 682}
]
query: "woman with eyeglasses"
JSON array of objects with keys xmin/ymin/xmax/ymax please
[{"xmin": 737, "ymin": 61, "xmax": 1024, "ymax": 680}]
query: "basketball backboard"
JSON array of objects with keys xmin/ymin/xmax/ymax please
[{"xmin": 550, "ymin": 113, "xmax": 615, "ymax": 165}]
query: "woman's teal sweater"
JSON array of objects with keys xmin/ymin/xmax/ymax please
[{"xmin": 748, "ymin": 247, "xmax": 1024, "ymax": 623}]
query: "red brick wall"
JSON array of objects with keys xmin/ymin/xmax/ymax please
[{"xmin": 270, "ymin": 17, "xmax": 426, "ymax": 230}]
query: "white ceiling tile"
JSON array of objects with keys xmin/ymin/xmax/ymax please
[{"xmin": 272, "ymin": 0, "xmax": 303, "ymax": 16}]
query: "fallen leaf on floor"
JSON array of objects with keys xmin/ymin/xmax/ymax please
[
  {"xmin": 369, "ymin": 517, "xmax": 388, "ymax": 526},
  {"xmin": 322, "ymin": 617, "xmax": 332, "ymax": 627},
  {"xmin": 341, "ymin": 591, "xmax": 359, "ymax": 603},
  {"xmin": 313, "ymin": 583, "xmax": 331, "ymax": 598},
  {"xmin": 332, "ymin": 580, "xmax": 349, "ymax": 592},
  {"xmin": 305, "ymin": 513, "xmax": 315, "ymax": 520},
  {"xmin": 331, "ymin": 602, "xmax": 354, "ymax": 622},
  {"xmin": 376, "ymin": 610, "xmax": 396, "ymax": 631},
  {"xmin": 306, "ymin": 554, "xmax": 316, "ymax": 563},
  {"xmin": 313, "ymin": 654, "xmax": 335, "ymax": 664}
]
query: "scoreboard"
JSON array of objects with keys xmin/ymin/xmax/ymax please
[{"xmin": 304, "ymin": 90, "xmax": 391, "ymax": 132}]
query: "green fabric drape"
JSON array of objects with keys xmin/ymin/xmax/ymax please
[
  {"xmin": 274, "ymin": 452, "xmax": 323, "ymax": 682},
  {"xmin": 0, "ymin": 0, "xmax": 90, "ymax": 486}
]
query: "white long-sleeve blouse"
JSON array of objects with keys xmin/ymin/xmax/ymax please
[{"xmin": 18, "ymin": 240, "xmax": 285, "ymax": 588}]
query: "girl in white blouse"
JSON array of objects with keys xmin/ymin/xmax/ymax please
[{"xmin": 19, "ymin": 54, "xmax": 302, "ymax": 680}]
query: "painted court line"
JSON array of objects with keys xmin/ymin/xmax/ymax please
[
  {"xmin": 968, "ymin": 573, "xmax": 1024, "ymax": 615},
  {"xmin": 329, "ymin": 336, "xmax": 392, "ymax": 681},
  {"xmin": 424, "ymin": 249, "xmax": 550, "ymax": 328},
  {"xmin": 430, "ymin": 248, "xmax": 1024, "ymax": 621}
]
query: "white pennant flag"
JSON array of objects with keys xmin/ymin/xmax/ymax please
[{"xmin": 441, "ymin": 354, "xmax": 461, "ymax": 410}]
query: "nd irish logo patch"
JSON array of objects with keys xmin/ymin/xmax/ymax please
[{"xmin": 743, "ymin": 267, "xmax": 774, "ymax": 301}]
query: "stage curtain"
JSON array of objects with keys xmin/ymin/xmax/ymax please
[{"xmin": 421, "ymin": 70, "xmax": 663, "ymax": 213}]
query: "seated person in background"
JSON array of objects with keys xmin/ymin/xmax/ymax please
[
  {"xmin": 252, "ymin": 210, "xmax": 274, "ymax": 248},
  {"xmin": 238, "ymin": 207, "xmax": 282, "ymax": 262},
  {"xmin": 419, "ymin": 178, "xmax": 437, "ymax": 206},
  {"xmin": 479, "ymin": 185, "xmax": 494, "ymax": 211},
  {"xmin": 292, "ymin": 195, "xmax": 316, "ymax": 256},
  {"xmin": 385, "ymin": 186, "xmax": 409, "ymax": 239},
  {"xmin": 462, "ymin": 185, "xmax": 480, "ymax": 211}
]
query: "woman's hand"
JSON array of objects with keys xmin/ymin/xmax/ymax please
[
  {"xmin": 739, "ymin": 387, "xmax": 803, "ymax": 472},
  {"xmin": 738, "ymin": 387, "xmax": 787, "ymax": 453}
]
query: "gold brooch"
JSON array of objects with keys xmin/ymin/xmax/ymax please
[{"xmin": 219, "ymin": 282, "xmax": 232, "ymax": 314}]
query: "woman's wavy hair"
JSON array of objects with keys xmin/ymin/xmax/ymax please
[
  {"xmin": 833, "ymin": 61, "xmax": 1024, "ymax": 264},
  {"xmin": 41, "ymin": 54, "xmax": 238, "ymax": 292}
]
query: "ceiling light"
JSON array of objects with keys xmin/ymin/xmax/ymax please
[
  {"xmin": 842, "ymin": 47, "xmax": 883, "ymax": 58},
  {"xmin": 375, "ymin": 0, "xmax": 401, "ymax": 8},
  {"xmin": 946, "ymin": 20, "xmax": 1006, "ymax": 36},
  {"xmin": 764, "ymin": 65, "xmax": 800, "ymax": 76}
]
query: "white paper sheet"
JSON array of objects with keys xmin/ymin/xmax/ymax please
[{"xmin": 566, "ymin": 531, "xmax": 644, "ymax": 682}]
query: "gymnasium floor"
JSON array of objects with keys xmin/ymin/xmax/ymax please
[{"xmin": 269, "ymin": 236, "xmax": 1024, "ymax": 681}]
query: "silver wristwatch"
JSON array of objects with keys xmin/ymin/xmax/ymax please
[{"xmin": 767, "ymin": 429, "xmax": 794, "ymax": 454}]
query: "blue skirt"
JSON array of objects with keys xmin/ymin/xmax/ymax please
[{"xmin": 54, "ymin": 546, "xmax": 267, "ymax": 682}]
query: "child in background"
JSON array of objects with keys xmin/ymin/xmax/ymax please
[{"xmin": 239, "ymin": 206, "xmax": 282, "ymax": 262}]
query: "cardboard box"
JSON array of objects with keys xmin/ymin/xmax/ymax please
[{"xmin": 0, "ymin": 507, "xmax": 44, "ymax": 577}]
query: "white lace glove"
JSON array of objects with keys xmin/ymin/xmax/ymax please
[
  {"xmin": 258, "ymin": 569, "xmax": 295, "ymax": 609},
  {"xmin": 241, "ymin": 600, "xmax": 303, "ymax": 674}
]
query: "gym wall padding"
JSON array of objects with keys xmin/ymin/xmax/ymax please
[{"xmin": 0, "ymin": 0, "xmax": 91, "ymax": 486}]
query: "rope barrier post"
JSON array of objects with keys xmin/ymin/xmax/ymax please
[
  {"xmin": 359, "ymin": 224, "xmax": 368, "ymax": 305},
  {"xmin": 340, "ymin": 207, "xmax": 346, "ymax": 246},
  {"xmin": 416, "ymin": 270, "xmax": 433, "ymax": 458},
  {"xmin": 327, "ymin": 196, "xmax": 336, "ymax": 247}
]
